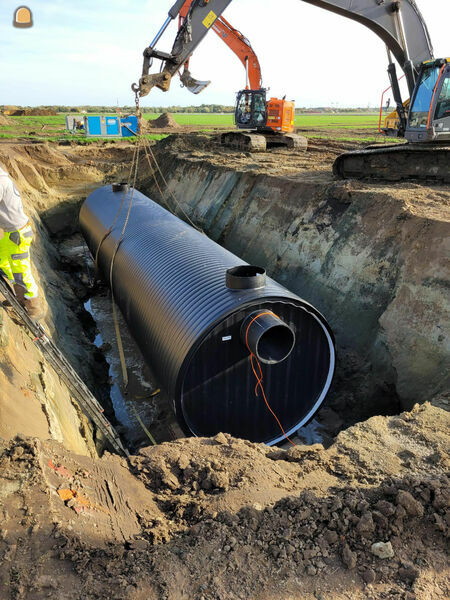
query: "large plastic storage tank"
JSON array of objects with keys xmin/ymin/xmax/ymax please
[{"xmin": 79, "ymin": 185, "xmax": 335, "ymax": 445}]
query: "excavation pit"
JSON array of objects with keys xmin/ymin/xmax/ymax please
[{"xmin": 0, "ymin": 134, "xmax": 448, "ymax": 599}]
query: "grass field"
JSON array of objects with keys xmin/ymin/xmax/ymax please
[
  {"xmin": 144, "ymin": 113, "xmax": 380, "ymax": 128},
  {"xmin": 0, "ymin": 112, "xmax": 384, "ymax": 144}
]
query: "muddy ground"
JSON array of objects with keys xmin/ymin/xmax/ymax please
[
  {"xmin": 0, "ymin": 131, "xmax": 448, "ymax": 599},
  {"xmin": 0, "ymin": 405, "xmax": 448, "ymax": 599}
]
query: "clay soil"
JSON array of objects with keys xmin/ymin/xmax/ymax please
[
  {"xmin": 0, "ymin": 405, "xmax": 449, "ymax": 600},
  {"xmin": 145, "ymin": 133, "xmax": 450, "ymax": 223},
  {"xmin": 147, "ymin": 112, "xmax": 181, "ymax": 130},
  {"xmin": 150, "ymin": 132, "xmax": 359, "ymax": 175},
  {"xmin": 0, "ymin": 133, "xmax": 448, "ymax": 599},
  {"xmin": 0, "ymin": 115, "xmax": 13, "ymax": 126}
]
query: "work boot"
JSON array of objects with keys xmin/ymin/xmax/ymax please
[
  {"xmin": 23, "ymin": 296, "xmax": 45, "ymax": 321},
  {"xmin": 13, "ymin": 284, "xmax": 46, "ymax": 320},
  {"xmin": 13, "ymin": 283, "xmax": 26, "ymax": 304}
]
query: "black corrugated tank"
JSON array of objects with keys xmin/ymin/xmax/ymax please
[{"xmin": 79, "ymin": 185, "xmax": 335, "ymax": 445}]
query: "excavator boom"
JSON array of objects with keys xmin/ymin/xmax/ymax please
[
  {"xmin": 152, "ymin": 1, "xmax": 262, "ymax": 94},
  {"xmin": 210, "ymin": 15, "xmax": 262, "ymax": 90},
  {"xmin": 135, "ymin": 0, "xmax": 433, "ymax": 97}
]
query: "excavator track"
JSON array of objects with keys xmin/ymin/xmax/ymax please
[
  {"xmin": 221, "ymin": 132, "xmax": 267, "ymax": 152},
  {"xmin": 220, "ymin": 131, "xmax": 308, "ymax": 152},
  {"xmin": 333, "ymin": 143, "xmax": 450, "ymax": 183},
  {"xmin": 263, "ymin": 132, "xmax": 308, "ymax": 150}
]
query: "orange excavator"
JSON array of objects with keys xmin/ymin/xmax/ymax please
[{"xmin": 162, "ymin": 1, "xmax": 307, "ymax": 151}]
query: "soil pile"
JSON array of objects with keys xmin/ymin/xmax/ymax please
[
  {"xmin": 0, "ymin": 404, "xmax": 448, "ymax": 599},
  {"xmin": 9, "ymin": 108, "xmax": 58, "ymax": 116},
  {"xmin": 149, "ymin": 112, "xmax": 180, "ymax": 129},
  {"xmin": 0, "ymin": 114, "xmax": 12, "ymax": 126}
]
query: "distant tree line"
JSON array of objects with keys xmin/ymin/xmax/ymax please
[
  {"xmin": 1, "ymin": 104, "xmax": 236, "ymax": 114},
  {"xmin": 143, "ymin": 104, "xmax": 236, "ymax": 113},
  {"xmin": 295, "ymin": 107, "xmax": 377, "ymax": 114},
  {"xmin": 2, "ymin": 104, "xmax": 378, "ymax": 114}
]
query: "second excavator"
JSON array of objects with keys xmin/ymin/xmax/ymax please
[
  {"xmin": 176, "ymin": 2, "xmax": 307, "ymax": 151},
  {"xmin": 132, "ymin": 0, "xmax": 449, "ymax": 183}
]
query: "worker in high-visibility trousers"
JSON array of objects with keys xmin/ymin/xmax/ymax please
[{"xmin": 0, "ymin": 166, "xmax": 44, "ymax": 320}]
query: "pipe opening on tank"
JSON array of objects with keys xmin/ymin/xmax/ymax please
[
  {"xmin": 256, "ymin": 323, "xmax": 295, "ymax": 364},
  {"xmin": 241, "ymin": 310, "xmax": 296, "ymax": 365}
]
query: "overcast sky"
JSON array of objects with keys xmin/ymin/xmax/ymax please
[{"xmin": 0, "ymin": 0, "xmax": 447, "ymax": 107}]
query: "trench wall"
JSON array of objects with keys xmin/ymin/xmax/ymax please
[
  {"xmin": 0, "ymin": 143, "xmax": 132, "ymax": 455},
  {"xmin": 145, "ymin": 146, "xmax": 449, "ymax": 414}
]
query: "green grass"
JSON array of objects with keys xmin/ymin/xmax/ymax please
[
  {"xmin": 144, "ymin": 113, "xmax": 234, "ymax": 126},
  {"xmin": 7, "ymin": 115, "xmax": 66, "ymax": 126},
  {"xmin": 308, "ymin": 134, "xmax": 402, "ymax": 144},
  {"xmin": 1, "ymin": 112, "xmax": 382, "ymax": 142},
  {"xmin": 143, "ymin": 112, "xmax": 380, "ymax": 128},
  {"xmin": 295, "ymin": 114, "xmax": 379, "ymax": 127},
  {"xmin": 4, "ymin": 112, "xmax": 381, "ymax": 128}
]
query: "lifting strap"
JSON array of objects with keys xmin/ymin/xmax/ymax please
[{"xmin": 92, "ymin": 92, "xmax": 202, "ymax": 448}]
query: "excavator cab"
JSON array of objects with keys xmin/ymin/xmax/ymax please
[
  {"xmin": 406, "ymin": 59, "xmax": 450, "ymax": 143},
  {"xmin": 235, "ymin": 89, "xmax": 268, "ymax": 129}
]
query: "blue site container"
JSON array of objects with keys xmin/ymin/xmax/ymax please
[
  {"xmin": 84, "ymin": 115, "xmax": 121, "ymax": 137},
  {"xmin": 83, "ymin": 114, "xmax": 139, "ymax": 138},
  {"xmin": 120, "ymin": 115, "xmax": 138, "ymax": 137}
]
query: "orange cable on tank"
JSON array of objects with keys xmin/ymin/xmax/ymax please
[{"xmin": 245, "ymin": 312, "xmax": 297, "ymax": 447}]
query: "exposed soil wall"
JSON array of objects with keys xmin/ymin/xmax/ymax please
[
  {"xmin": 143, "ymin": 135, "xmax": 450, "ymax": 416},
  {"xmin": 0, "ymin": 143, "xmax": 134, "ymax": 454}
]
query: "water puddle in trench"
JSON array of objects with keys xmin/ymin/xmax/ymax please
[{"xmin": 84, "ymin": 290, "xmax": 174, "ymax": 450}]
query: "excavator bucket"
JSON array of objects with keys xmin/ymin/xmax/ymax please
[{"xmin": 180, "ymin": 69, "xmax": 210, "ymax": 95}]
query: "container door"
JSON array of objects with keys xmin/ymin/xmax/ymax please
[
  {"xmin": 86, "ymin": 116, "xmax": 102, "ymax": 136},
  {"xmin": 105, "ymin": 117, "xmax": 120, "ymax": 136}
]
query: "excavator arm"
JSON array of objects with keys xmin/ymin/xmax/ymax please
[
  {"xmin": 133, "ymin": 0, "xmax": 433, "ymax": 100},
  {"xmin": 178, "ymin": 1, "xmax": 262, "ymax": 94},
  {"xmin": 210, "ymin": 15, "xmax": 262, "ymax": 90}
]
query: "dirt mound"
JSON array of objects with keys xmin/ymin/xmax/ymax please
[
  {"xmin": 9, "ymin": 108, "xmax": 57, "ymax": 116},
  {"xmin": 149, "ymin": 112, "xmax": 180, "ymax": 129},
  {"xmin": 0, "ymin": 114, "xmax": 12, "ymax": 126},
  {"xmin": 131, "ymin": 433, "xmax": 313, "ymax": 519},
  {"xmin": 0, "ymin": 404, "xmax": 448, "ymax": 599}
]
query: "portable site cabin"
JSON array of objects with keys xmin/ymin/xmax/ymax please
[{"xmin": 83, "ymin": 115, "xmax": 138, "ymax": 137}]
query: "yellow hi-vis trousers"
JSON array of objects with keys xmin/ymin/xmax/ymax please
[{"xmin": 0, "ymin": 223, "xmax": 39, "ymax": 299}]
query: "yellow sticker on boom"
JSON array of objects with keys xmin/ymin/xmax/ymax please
[{"xmin": 202, "ymin": 10, "xmax": 217, "ymax": 29}]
